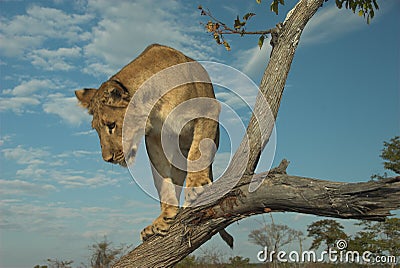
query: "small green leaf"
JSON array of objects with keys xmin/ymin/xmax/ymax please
[
  {"xmin": 279, "ymin": 0, "xmax": 284, "ymax": 5},
  {"xmin": 223, "ymin": 41, "xmax": 231, "ymax": 51},
  {"xmin": 336, "ymin": 0, "xmax": 342, "ymax": 9},
  {"xmin": 270, "ymin": 1, "xmax": 279, "ymax": 15},
  {"xmin": 258, "ymin": 35, "xmax": 265, "ymax": 49},
  {"xmin": 213, "ymin": 33, "xmax": 221, "ymax": 44},
  {"xmin": 206, "ymin": 21, "xmax": 213, "ymax": 32},
  {"xmin": 256, "ymin": 0, "xmax": 261, "ymax": 3},
  {"xmin": 243, "ymin": 12, "xmax": 256, "ymax": 21},
  {"xmin": 234, "ymin": 15, "xmax": 246, "ymax": 29},
  {"xmin": 358, "ymin": 10, "xmax": 364, "ymax": 16},
  {"xmin": 234, "ymin": 16, "xmax": 241, "ymax": 29}
]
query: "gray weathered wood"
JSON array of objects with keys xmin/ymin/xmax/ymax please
[{"xmin": 113, "ymin": 163, "xmax": 400, "ymax": 267}]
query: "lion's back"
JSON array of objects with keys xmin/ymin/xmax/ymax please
[{"xmin": 113, "ymin": 44, "xmax": 197, "ymax": 90}]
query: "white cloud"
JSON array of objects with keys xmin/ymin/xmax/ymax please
[
  {"xmin": 0, "ymin": 135, "xmax": 13, "ymax": 146},
  {"xmin": 70, "ymin": 150, "xmax": 98, "ymax": 158},
  {"xmin": 0, "ymin": 199, "xmax": 22, "ymax": 205},
  {"xmin": 0, "ymin": 79, "xmax": 85, "ymax": 121},
  {"xmin": 81, "ymin": 207, "xmax": 107, "ymax": 213},
  {"xmin": 16, "ymin": 165, "xmax": 48, "ymax": 178},
  {"xmin": 56, "ymin": 173, "xmax": 120, "ymax": 188},
  {"xmin": 83, "ymin": 0, "xmax": 215, "ymax": 75},
  {"xmin": 204, "ymin": 62, "xmax": 261, "ymax": 109},
  {"xmin": 0, "ymin": 34, "xmax": 44, "ymax": 57},
  {"xmin": 0, "ymin": 5, "xmax": 92, "ymax": 57},
  {"xmin": 3, "ymin": 79, "xmax": 53, "ymax": 96},
  {"xmin": 82, "ymin": 62, "xmax": 114, "ymax": 78},
  {"xmin": 42, "ymin": 93, "xmax": 91, "ymax": 125},
  {"xmin": 301, "ymin": 5, "xmax": 363, "ymax": 45},
  {"xmin": 73, "ymin": 129, "xmax": 96, "ymax": 136},
  {"xmin": 11, "ymin": 163, "xmax": 122, "ymax": 189},
  {"xmin": 0, "ymin": 199, "xmax": 143, "ymax": 239},
  {"xmin": 0, "ymin": 96, "xmax": 40, "ymax": 113},
  {"xmin": 2, "ymin": 144, "xmax": 124, "ymax": 189},
  {"xmin": 55, "ymin": 150, "xmax": 99, "ymax": 162},
  {"xmin": 28, "ymin": 47, "xmax": 82, "ymax": 71},
  {"xmin": 2, "ymin": 145, "xmax": 50, "ymax": 165},
  {"xmin": 232, "ymin": 44, "xmax": 271, "ymax": 80},
  {"xmin": 0, "ymin": 1, "xmax": 219, "ymax": 121},
  {"xmin": 0, "ymin": 202, "xmax": 79, "ymax": 233},
  {"xmin": 0, "ymin": 179, "xmax": 56, "ymax": 196},
  {"xmin": 216, "ymin": 91, "xmax": 244, "ymax": 108}
]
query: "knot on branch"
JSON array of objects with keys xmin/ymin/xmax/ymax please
[
  {"xmin": 270, "ymin": 22, "xmax": 283, "ymax": 55},
  {"xmin": 187, "ymin": 189, "xmax": 246, "ymax": 225},
  {"xmin": 270, "ymin": 159, "xmax": 290, "ymax": 174}
]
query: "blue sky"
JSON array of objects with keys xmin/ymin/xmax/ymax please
[{"xmin": 0, "ymin": 0, "xmax": 399, "ymax": 267}]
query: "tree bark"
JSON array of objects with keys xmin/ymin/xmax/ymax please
[
  {"xmin": 113, "ymin": 161, "xmax": 400, "ymax": 267},
  {"xmin": 113, "ymin": 0, "xmax": 400, "ymax": 267},
  {"xmin": 242, "ymin": 0, "xmax": 324, "ymax": 175}
]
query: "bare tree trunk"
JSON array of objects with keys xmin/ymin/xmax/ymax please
[
  {"xmin": 113, "ymin": 0, "xmax": 400, "ymax": 267},
  {"xmin": 243, "ymin": 0, "xmax": 324, "ymax": 174}
]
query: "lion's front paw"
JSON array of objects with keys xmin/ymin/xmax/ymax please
[
  {"xmin": 140, "ymin": 207, "xmax": 178, "ymax": 241},
  {"xmin": 151, "ymin": 215, "xmax": 173, "ymax": 236},
  {"xmin": 140, "ymin": 216, "xmax": 173, "ymax": 241},
  {"xmin": 140, "ymin": 225, "xmax": 155, "ymax": 241}
]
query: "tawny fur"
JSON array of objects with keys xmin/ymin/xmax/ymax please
[{"xmin": 75, "ymin": 44, "xmax": 220, "ymax": 241}]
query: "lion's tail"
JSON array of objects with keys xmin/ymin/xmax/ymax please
[{"xmin": 219, "ymin": 229, "xmax": 234, "ymax": 249}]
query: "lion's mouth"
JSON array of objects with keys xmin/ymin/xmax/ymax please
[{"xmin": 112, "ymin": 151, "xmax": 126, "ymax": 166}]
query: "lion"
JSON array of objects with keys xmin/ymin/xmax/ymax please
[{"xmin": 75, "ymin": 44, "xmax": 233, "ymax": 246}]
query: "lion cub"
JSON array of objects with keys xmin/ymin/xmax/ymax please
[{"xmin": 75, "ymin": 44, "xmax": 231, "ymax": 245}]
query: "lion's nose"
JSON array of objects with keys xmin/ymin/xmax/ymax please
[
  {"xmin": 102, "ymin": 152, "xmax": 114, "ymax": 163},
  {"xmin": 105, "ymin": 156, "xmax": 114, "ymax": 163}
]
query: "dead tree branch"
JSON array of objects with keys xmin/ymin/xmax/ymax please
[{"xmin": 114, "ymin": 159, "xmax": 400, "ymax": 267}]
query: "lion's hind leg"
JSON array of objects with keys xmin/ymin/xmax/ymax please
[{"xmin": 184, "ymin": 118, "xmax": 219, "ymax": 207}]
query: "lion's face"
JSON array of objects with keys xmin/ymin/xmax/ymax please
[
  {"xmin": 75, "ymin": 79, "xmax": 131, "ymax": 167},
  {"xmin": 92, "ymin": 104, "xmax": 126, "ymax": 166}
]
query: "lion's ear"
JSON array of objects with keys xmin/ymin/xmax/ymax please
[
  {"xmin": 75, "ymin": 88, "xmax": 97, "ymax": 109},
  {"xmin": 102, "ymin": 81, "xmax": 130, "ymax": 108}
]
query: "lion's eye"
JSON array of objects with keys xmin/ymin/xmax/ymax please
[
  {"xmin": 107, "ymin": 122, "xmax": 116, "ymax": 130},
  {"xmin": 106, "ymin": 122, "xmax": 116, "ymax": 134}
]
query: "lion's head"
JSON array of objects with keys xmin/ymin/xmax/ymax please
[{"xmin": 75, "ymin": 79, "xmax": 132, "ymax": 167}]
